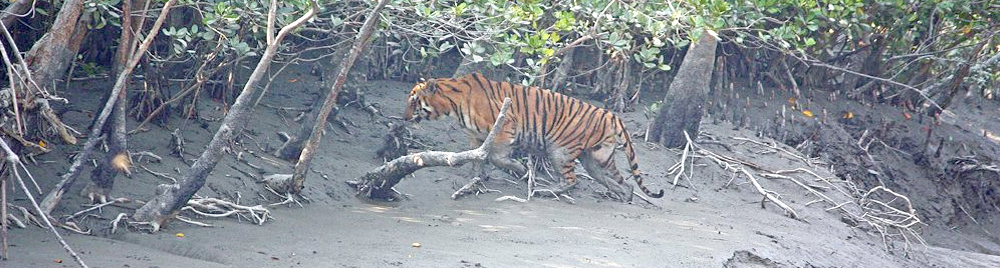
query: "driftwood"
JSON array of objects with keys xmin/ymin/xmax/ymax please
[{"xmin": 347, "ymin": 98, "xmax": 512, "ymax": 200}]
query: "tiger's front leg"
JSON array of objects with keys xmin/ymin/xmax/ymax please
[
  {"xmin": 485, "ymin": 122, "xmax": 527, "ymax": 179},
  {"xmin": 468, "ymin": 129, "xmax": 527, "ymax": 180},
  {"xmin": 487, "ymin": 142, "xmax": 527, "ymax": 179}
]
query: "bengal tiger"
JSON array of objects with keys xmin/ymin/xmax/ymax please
[{"xmin": 404, "ymin": 72, "xmax": 664, "ymax": 201}]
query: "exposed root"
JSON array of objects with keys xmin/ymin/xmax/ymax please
[
  {"xmin": 5, "ymin": 213, "xmax": 26, "ymax": 228},
  {"xmin": 170, "ymin": 128, "xmax": 185, "ymax": 157},
  {"xmin": 375, "ymin": 123, "xmax": 410, "ymax": 161},
  {"xmin": 273, "ymin": 131, "xmax": 298, "ymax": 159},
  {"xmin": 110, "ymin": 213, "xmax": 128, "ymax": 234},
  {"xmin": 261, "ymin": 173, "xmax": 299, "ymax": 195},
  {"xmin": 494, "ymin": 196, "xmax": 528, "ymax": 203},
  {"xmin": 2, "ymin": 127, "xmax": 50, "ymax": 158},
  {"xmin": 13, "ymin": 205, "xmax": 40, "ymax": 227},
  {"xmin": 666, "ymin": 131, "xmax": 699, "ymax": 190},
  {"xmin": 629, "ymin": 190, "xmax": 659, "ymax": 208},
  {"xmin": 181, "ymin": 196, "xmax": 271, "ymax": 225},
  {"xmin": 265, "ymin": 185, "xmax": 303, "ymax": 207},
  {"xmin": 451, "ymin": 177, "xmax": 500, "ymax": 200},
  {"xmin": 58, "ymin": 221, "xmax": 90, "ymax": 235},
  {"xmin": 859, "ymin": 186, "xmax": 926, "ymax": 251},
  {"xmin": 67, "ymin": 197, "xmax": 131, "ymax": 221},
  {"xmin": 732, "ymin": 136, "xmax": 819, "ymax": 166},
  {"xmin": 703, "ymin": 135, "xmax": 925, "ymax": 252},
  {"xmin": 175, "ymin": 215, "xmax": 214, "ymax": 227},
  {"xmin": 0, "ymin": 138, "xmax": 89, "ymax": 267},
  {"xmin": 131, "ymin": 151, "xmax": 163, "ymax": 164},
  {"xmin": 140, "ymin": 165, "xmax": 177, "ymax": 183}
]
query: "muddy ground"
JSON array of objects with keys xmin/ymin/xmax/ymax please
[{"xmin": 2, "ymin": 63, "xmax": 1000, "ymax": 268}]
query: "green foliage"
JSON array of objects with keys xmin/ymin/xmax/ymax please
[
  {"xmin": 82, "ymin": 0, "xmax": 994, "ymax": 100},
  {"xmin": 154, "ymin": 0, "xmax": 318, "ymax": 60},
  {"xmin": 85, "ymin": 0, "xmax": 122, "ymax": 29},
  {"xmin": 382, "ymin": 0, "xmax": 709, "ymax": 81}
]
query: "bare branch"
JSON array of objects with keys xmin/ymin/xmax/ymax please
[{"xmin": 348, "ymin": 98, "xmax": 512, "ymax": 199}]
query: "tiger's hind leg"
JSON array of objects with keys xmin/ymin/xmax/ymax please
[
  {"xmin": 544, "ymin": 146, "xmax": 583, "ymax": 195},
  {"xmin": 581, "ymin": 147, "xmax": 634, "ymax": 201}
]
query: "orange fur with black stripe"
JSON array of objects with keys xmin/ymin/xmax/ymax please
[{"xmin": 404, "ymin": 73, "xmax": 664, "ymax": 200}]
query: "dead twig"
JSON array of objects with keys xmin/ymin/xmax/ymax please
[
  {"xmin": 67, "ymin": 197, "xmax": 131, "ymax": 221},
  {"xmin": 140, "ymin": 165, "xmax": 177, "ymax": 183},
  {"xmin": 131, "ymin": 151, "xmax": 163, "ymax": 163},
  {"xmin": 450, "ymin": 177, "xmax": 499, "ymax": 200}
]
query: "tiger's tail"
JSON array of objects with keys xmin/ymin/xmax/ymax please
[{"xmin": 618, "ymin": 120, "xmax": 665, "ymax": 198}]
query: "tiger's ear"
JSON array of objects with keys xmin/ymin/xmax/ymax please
[
  {"xmin": 412, "ymin": 79, "xmax": 438, "ymax": 97},
  {"xmin": 423, "ymin": 79, "xmax": 439, "ymax": 94}
]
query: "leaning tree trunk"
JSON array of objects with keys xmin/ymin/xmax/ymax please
[
  {"xmin": 39, "ymin": 0, "xmax": 174, "ymax": 215},
  {"xmin": 647, "ymin": 29, "xmax": 718, "ymax": 148},
  {"xmin": 286, "ymin": 0, "xmax": 388, "ymax": 195},
  {"xmin": 83, "ymin": 0, "xmax": 142, "ymax": 203},
  {"xmin": 3, "ymin": 0, "xmax": 89, "ymax": 148},
  {"xmin": 22, "ymin": 0, "xmax": 89, "ymax": 96},
  {"xmin": 132, "ymin": 0, "xmax": 317, "ymax": 231}
]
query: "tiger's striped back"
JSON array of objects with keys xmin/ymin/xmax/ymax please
[{"xmin": 405, "ymin": 73, "xmax": 664, "ymax": 200}]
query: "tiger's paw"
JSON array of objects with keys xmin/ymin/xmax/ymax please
[
  {"xmin": 550, "ymin": 181, "xmax": 578, "ymax": 195},
  {"xmin": 610, "ymin": 184, "xmax": 634, "ymax": 202},
  {"xmin": 82, "ymin": 183, "xmax": 112, "ymax": 204}
]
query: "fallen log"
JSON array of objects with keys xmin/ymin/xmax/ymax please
[{"xmin": 347, "ymin": 98, "xmax": 512, "ymax": 200}]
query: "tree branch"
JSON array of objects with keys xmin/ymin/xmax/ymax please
[{"xmin": 348, "ymin": 98, "xmax": 512, "ymax": 200}]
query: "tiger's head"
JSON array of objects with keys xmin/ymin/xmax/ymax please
[
  {"xmin": 404, "ymin": 79, "xmax": 442, "ymax": 123},
  {"xmin": 405, "ymin": 74, "xmax": 480, "ymax": 123}
]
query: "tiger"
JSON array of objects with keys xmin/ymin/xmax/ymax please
[{"xmin": 404, "ymin": 72, "xmax": 664, "ymax": 201}]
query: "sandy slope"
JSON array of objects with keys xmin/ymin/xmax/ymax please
[{"xmin": 3, "ymin": 67, "xmax": 999, "ymax": 268}]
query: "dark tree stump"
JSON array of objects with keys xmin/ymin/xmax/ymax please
[{"xmin": 648, "ymin": 29, "xmax": 719, "ymax": 148}]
